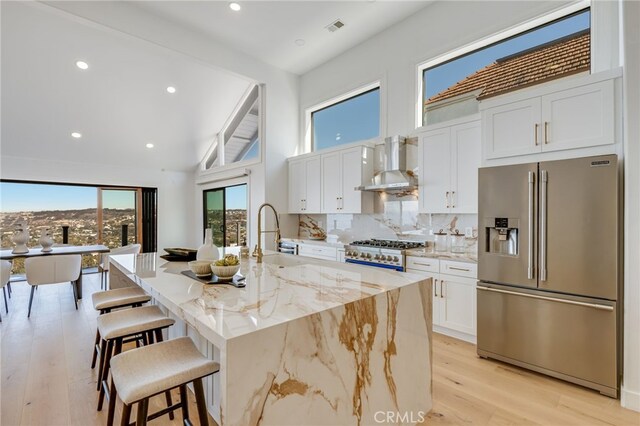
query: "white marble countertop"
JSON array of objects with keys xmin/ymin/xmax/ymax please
[
  {"xmin": 110, "ymin": 250, "xmax": 429, "ymax": 349},
  {"xmin": 406, "ymin": 248, "xmax": 478, "ymax": 263}
]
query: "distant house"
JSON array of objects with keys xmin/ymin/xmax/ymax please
[{"xmin": 424, "ymin": 30, "xmax": 590, "ymax": 125}]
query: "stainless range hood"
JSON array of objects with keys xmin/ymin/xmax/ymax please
[{"xmin": 356, "ymin": 136, "xmax": 418, "ymax": 192}]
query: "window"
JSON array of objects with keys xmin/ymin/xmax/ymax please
[
  {"xmin": 205, "ymin": 85, "xmax": 262, "ymax": 169},
  {"xmin": 421, "ymin": 8, "xmax": 590, "ymax": 126},
  {"xmin": 311, "ymin": 85, "xmax": 380, "ymax": 151},
  {"xmin": 203, "ymin": 184, "xmax": 247, "ymax": 247},
  {"xmin": 0, "ymin": 180, "xmax": 154, "ymax": 273}
]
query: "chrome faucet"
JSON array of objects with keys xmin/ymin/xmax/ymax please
[{"xmin": 255, "ymin": 203, "xmax": 281, "ymax": 263}]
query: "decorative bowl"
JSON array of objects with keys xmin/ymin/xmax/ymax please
[
  {"xmin": 210, "ymin": 264, "xmax": 241, "ymax": 281},
  {"xmin": 188, "ymin": 260, "xmax": 214, "ymax": 277}
]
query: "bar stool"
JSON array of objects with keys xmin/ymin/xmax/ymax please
[
  {"xmin": 108, "ymin": 336, "xmax": 220, "ymax": 426},
  {"xmin": 90, "ymin": 287, "xmax": 152, "ymax": 371},
  {"xmin": 96, "ymin": 305, "xmax": 175, "ymax": 414}
]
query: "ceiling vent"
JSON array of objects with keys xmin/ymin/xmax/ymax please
[{"xmin": 325, "ymin": 19, "xmax": 345, "ymax": 33}]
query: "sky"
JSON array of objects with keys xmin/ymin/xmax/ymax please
[{"xmin": 0, "ymin": 182, "xmax": 136, "ymax": 212}]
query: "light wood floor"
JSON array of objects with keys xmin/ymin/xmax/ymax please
[{"xmin": 1, "ymin": 275, "xmax": 639, "ymax": 426}]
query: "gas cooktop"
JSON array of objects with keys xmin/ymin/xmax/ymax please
[{"xmin": 349, "ymin": 239, "xmax": 425, "ymax": 251}]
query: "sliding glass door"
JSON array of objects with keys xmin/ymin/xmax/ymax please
[
  {"xmin": 203, "ymin": 184, "xmax": 247, "ymax": 247},
  {"xmin": 99, "ymin": 188, "xmax": 140, "ymax": 249}
]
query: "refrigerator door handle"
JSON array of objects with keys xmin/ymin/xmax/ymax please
[
  {"xmin": 477, "ymin": 286, "xmax": 613, "ymax": 311},
  {"xmin": 528, "ymin": 171, "xmax": 535, "ymax": 280},
  {"xmin": 540, "ymin": 170, "xmax": 548, "ymax": 281}
]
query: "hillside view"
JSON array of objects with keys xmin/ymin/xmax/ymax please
[{"xmin": 1, "ymin": 208, "xmax": 136, "ymax": 273}]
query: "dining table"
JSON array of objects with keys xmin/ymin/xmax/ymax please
[{"xmin": 0, "ymin": 244, "xmax": 110, "ymax": 299}]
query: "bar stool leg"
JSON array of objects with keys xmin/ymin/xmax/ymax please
[
  {"xmin": 90, "ymin": 329, "xmax": 101, "ymax": 369},
  {"xmin": 179, "ymin": 384, "xmax": 190, "ymax": 422},
  {"xmin": 97, "ymin": 339, "xmax": 108, "ymax": 391},
  {"xmin": 120, "ymin": 403, "xmax": 131, "ymax": 426},
  {"xmin": 106, "ymin": 377, "xmax": 118, "ymax": 426},
  {"xmin": 154, "ymin": 329, "xmax": 175, "ymax": 420},
  {"xmin": 193, "ymin": 378, "xmax": 209, "ymax": 426},
  {"xmin": 98, "ymin": 338, "xmax": 121, "ymax": 411},
  {"xmin": 3, "ymin": 287, "xmax": 8, "ymax": 314},
  {"xmin": 136, "ymin": 398, "xmax": 149, "ymax": 426}
]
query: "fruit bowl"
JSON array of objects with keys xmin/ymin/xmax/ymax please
[
  {"xmin": 188, "ymin": 260, "xmax": 214, "ymax": 277},
  {"xmin": 210, "ymin": 264, "xmax": 241, "ymax": 281}
]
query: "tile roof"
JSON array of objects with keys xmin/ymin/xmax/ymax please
[{"xmin": 426, "ymin": 30, "xmax": 590, "ymax": 104}]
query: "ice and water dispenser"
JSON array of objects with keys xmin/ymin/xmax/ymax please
[{"xmin": 484, "ymin": 217, "xmax": 519, "ymax": 256}]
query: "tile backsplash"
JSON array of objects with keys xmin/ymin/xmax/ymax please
[{"xmin": 297, "ymin": 190, "xmax": 478, "ymax": 252}]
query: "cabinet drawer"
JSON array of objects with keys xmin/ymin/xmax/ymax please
[
  {"xmin": 298, "ymin": 244, "xmax": 337, "ymax": 261},
  {"xmin": 406, "ymin": 257, "xmax": 439, "ymax": 273},
  {"xmin": 440, "ymin": 260, "xmax": 477, "ymax": 278}
]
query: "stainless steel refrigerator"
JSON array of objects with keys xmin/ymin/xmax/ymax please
[{"xmin": 477, "ymin": 154, "xmax": 620, "ymax": 398}]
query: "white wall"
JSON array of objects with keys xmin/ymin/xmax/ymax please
[
  {"xmin": 622, "ymin": 0, "xmax": 640, "ymax": 412},
  {"xmin": 0, "ymin": 155, "xmax": 195, "ymax": 251},
  {"xmin": 33, "ymin": 2, "xmax": 301, "ymax": 249},
  {"xmin": 300, "ymin": 1, "xmax": 574, "ymax": 143}
]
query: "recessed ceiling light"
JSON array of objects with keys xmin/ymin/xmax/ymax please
[
  {"xmin": 146, "ymin": 143, "xmax": 154, "ymax": 149},
  {"xmin": 75, "ymin": 61, "xmax": 89, "ymax": 70},
  {"xmin": 166, "ymin": 86, "xmax": 176, "ymax": 94},
  {"xmin": 229, "ymin": 2, "xmax": 241, "ymax": 11},
  {"xmin": 71, "ymin": 132, "xmax": 82, "ymax": 139},
  {"xmin": 295, "ymin": 39, "xmax": 306, "ymax": 46}
]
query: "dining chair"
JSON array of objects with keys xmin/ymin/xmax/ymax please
[
  {"xmin": 0, "ymin": 260, "xmax": 11, "ymax": 322},
  {"xmin": 25, "ymin": 254, "xmax": 82, "ymax": 317},
  {"xmin": 99, "ymin": 244, "xmax": 141, "ymax": 290}
]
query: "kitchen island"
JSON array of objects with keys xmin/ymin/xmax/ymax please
[{"xmin": 109, "ymin": 250, "xmax": 432, "ymax": 425}]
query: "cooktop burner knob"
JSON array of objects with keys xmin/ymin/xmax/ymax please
[
  {"xmin": 365, "ymin": 253, "xmax": 372, "ymax": 259},
  {"xmin": 386, "ymin": 255, "xmax": 393, "ymax": 261},
  {"xmin": 393, "ymin": 256, "xmax": 399, "ymax": 262}
]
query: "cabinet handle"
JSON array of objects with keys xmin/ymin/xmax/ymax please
[
  {"xmin": 448, "ymin": 266, "xmax": 470, "ymax": 272},
  {"xmin": 434, "ymin": 279, "xmax": 438, "ymax": 297},
  {"xmin": 413, "ymin": 262, "xmax": 432, "ymax": 267},
  {"xmin": 544, "ymin": 121, "xmax": 549, "ymax": 144},
  {"xmin": 440, "ymin": 280, "xmax": 445, "ymax": 298},
  {"xmin": 451, "ymin": 191, "xmax": 456, "ymax": 208},
  {"xmin": 445, "ymin": 191, "xmax": 450, "ymax": 208},
  {"xmin": 534, "ymin": 123, "xmax": 539, "ymax": 146}
]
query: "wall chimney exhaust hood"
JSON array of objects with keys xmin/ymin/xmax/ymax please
[{"xmin": 355, "ymin": 136, "xmax": 418, "ymax": 192}]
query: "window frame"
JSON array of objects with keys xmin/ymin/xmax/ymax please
[
  {"xmin": 201, "ymin": 83, "xmax": 265, "ymax": 173},
  {"xmin": 304, "ymin": 80, "xmax": 384, "ymax": 152},
  {"xmin": 415, "ymin": 0, "xmax": 591, "ymax": 130}
]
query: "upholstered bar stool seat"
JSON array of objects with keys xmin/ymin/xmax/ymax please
[
  {"xmin": 109, "ymin": 336, "xmax": 219, "ymax": 426},
  {"xmin": 92, "ymin": 287, "xmax": 151, "ymax": 313},
  {"xmin": 90, "ymin": 287, "xmax": 152, "ymax": 372},
  {"xmin": 95, "ymin": 305, "xmax": 175, "ymax": 414}
]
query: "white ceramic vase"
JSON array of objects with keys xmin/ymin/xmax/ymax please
[
  {"xmin": 11, "ymin": 222, "xmax": 29, "ymax": 254},
  {"xmin": 39, "ymin": 227, "xmax": 54, "ymax": 252},
  {"xmin": 196, "ymin": 228, "xmax": 220, "ymax": 262}
]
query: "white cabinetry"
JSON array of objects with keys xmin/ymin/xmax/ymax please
[
  {"xmin": 288, "ymin": 143, "xmax": 373, "ymax": 215},
  {"xmin": 298, "ymin": 243, "xmax": 338, "ymax": 261},
  {"xmin": 407, "ymin": 258, "xmax": 477, "ymax": 343},
  {"xmin": 321, "ymin": 146, "xmax": 373, "ymax": 214},
  {"xmin": 419, "ymin": 119, "xmax": 480, "ymax": 214},
  {"xmin": 288, "ymin": 156, "xmax": 321, "ymax": 213},
  {"xmin": 482, "ymin": 75, "xmax": 616, "ymax": 160}
]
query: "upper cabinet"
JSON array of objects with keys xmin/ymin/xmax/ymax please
[
  {"xmin": 288, "ymin": 144, "xmax": 373, "ymax": 215},
  {"xmin": 322, "ymin": 146, "xmax": 373, "ymax": 214},
  {"xmin": 419, "ymin": 118, "xmax": 481, "ymax": 214},
  {"xmin": 288, "ymin": 156, "xmax": 321, "ymax": 214},
  {"xmin": 482, "ymin": 74, "xmax": 617, "ymax": 160}
]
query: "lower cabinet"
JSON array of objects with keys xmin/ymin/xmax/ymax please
[
  {"xmin": 297, "ymin": 243, "xmax": 339, "ymax": 262},
  {"xmin": 407, "ymin": 258, "xmax": 477, "ymax": 343}
]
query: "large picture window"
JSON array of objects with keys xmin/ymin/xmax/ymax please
[
  {"xmin": 421, "ymin": 8, "xmax": 590, "ymax": 126},
  {"xmin": 0, "ymin": 180, "xmax": 154, "ymax": 273},
  {"xmin": 311, "ymin": 85, "xmax": 380, "ymax": 151}
]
